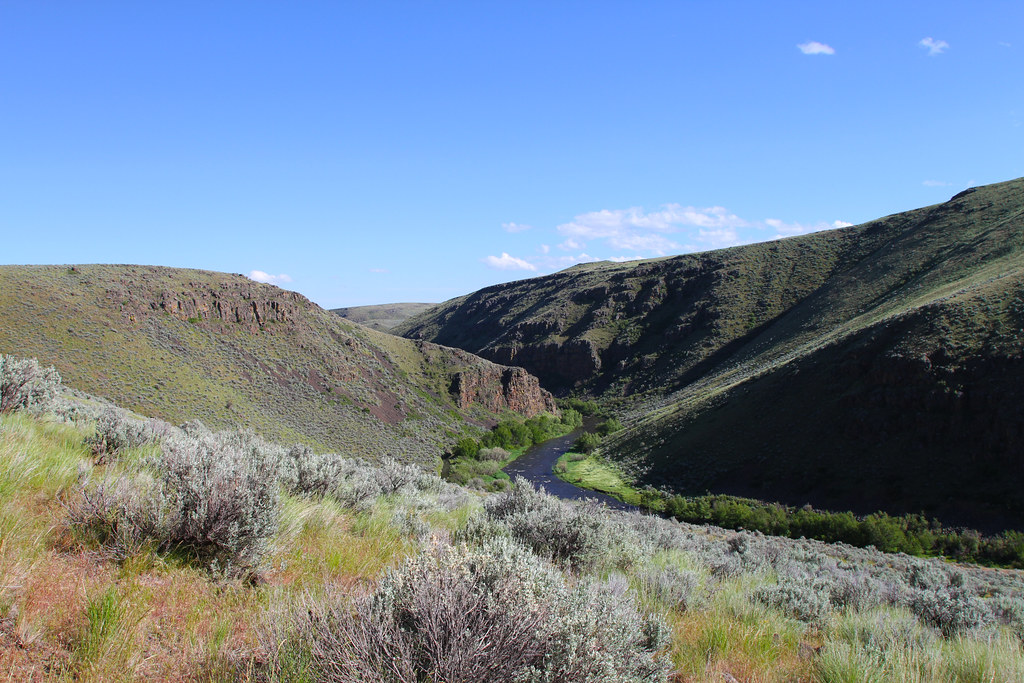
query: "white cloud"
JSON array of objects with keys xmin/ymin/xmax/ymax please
[
  {"xmin": 919, "ymin": 37, "xmax": 949, "ymax": 56},
  {"xmin": 696, "ymin": 228, "xmax": 742, "ymax": 249},
  {"xmin": 502, "ymin": 221, "xmax": 532, "ymax": 233},
  {"xmin": 556, "ymin": 204, "xmax": 747, "ymax": 256},
  {"xmin": 763, "ymin": 218, "xmax": 852, "ymax": 239},
  {"xmin": 608, "ymin": 233, "xmax": 681, "ymax": 253},
  {"xmin": 797, "ymin": 41, "xmax": 835, "ymax": 55},
  {"xmin": 483, "ymin": 252, "xmax": 537, "ymax": 271},
  {"xmin": 922, "ymin": 180, "xmax": 951, "ymax": 187},
  {"xmin": 248, "ymin": 270, "xmax": 292, "ymax": 285},
  {"xmin": 369, "ymin": 268, "xmax": 389, "ymax": 273},
  {"xmin": 552, "ymin": 253, "xmax": 601, "ymax": 268},
  {"xmin": 539, "ymin": 244, "xmax": 550, "ymax": 254}
]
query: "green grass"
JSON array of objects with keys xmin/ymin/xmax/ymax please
[
  {"xmin": 0, "ymin": 264, "xmax": 541, "ymax": 465},
  {"xmin": 3, "ymin": 403, "xmax": 1024, "ymax": 682},
  {"xmin": 555, "ymin": 450, "xmax": 652, "ymax": 507}
]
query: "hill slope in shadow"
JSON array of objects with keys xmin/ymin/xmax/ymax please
[{"xmin": 400, "ymin": 178, "xmax": 1024, "ymax": 529}]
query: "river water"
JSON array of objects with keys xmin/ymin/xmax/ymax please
[{"xmin": 502, "ymin": 426, "xmax": 637, "ymax": 512}]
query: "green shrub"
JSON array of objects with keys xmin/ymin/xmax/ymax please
[
  {"xmin": 596, "ymin": 417, "xmax": 623, "ymax": 436},
  {"xmin": 575, "ymin": 431, "xmax": 602, "ymax": 454},
  {"xmin": 452, "ymin": 437, "xmax": 480, "ymax": 459}
]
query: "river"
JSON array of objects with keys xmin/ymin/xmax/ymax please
[{"xmin": 502, "ymin": 425, "xmax": 637, "ymax": 511}]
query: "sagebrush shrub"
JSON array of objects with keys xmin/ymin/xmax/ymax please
[
  {"xmin": 480, "ymin": 478, "xmax": 609, "ymax": 570},
  {"xmin": 70, "ymin": 428, "xmax": 281, "ymax": 575},
  {"xmin": 84, "ymin": 406, "xmax": 164, "ymax": 461},
  {"xmin": 263, "ymin": 538, "xmax": 670, "ymax": 683},
  {"xmin": 909, "ymin": 586, "xmax": 993, "ymax": 637},
  {"xmin": 159, "ymin": 431, "xmax": 281, "ymax": 573},
  {"xmin": 753, "ymin": 574, "xmax": 834, "ymax": 624},
  {"xmin": 66, "ymin": 474, "xmax": 164, "ymax": 559},
  {"xmin": 280, "ymin": 444, "xmax": 348, "ymax": 497},
  {"xmin": 0, "ymin": 355, "xmax": 61, "ymax": 414}
]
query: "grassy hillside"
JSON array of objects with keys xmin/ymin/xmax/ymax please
[
  {"xmin": 400, "ymin": 178, "xmax": 1024, "ymax": 529},
  {"xmin": 0, "ymin": 265, "xmax": 553, "ymax": 462},
  {"xmin": 333, "ymin": 302, "xmax": 436, "ymax": 332},
  {"xmin": 3, "ymin": 387, "xmax": 1023, "ymax": 681}
]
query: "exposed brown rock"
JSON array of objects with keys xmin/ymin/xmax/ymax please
[{"xmin": 449, "ymin": 365, "xmax": 558, "ymax": 417}]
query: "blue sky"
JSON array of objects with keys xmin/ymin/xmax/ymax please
[{"xmin": 2, "ymin": 2, "xmax": 1022, "ymax": 307}]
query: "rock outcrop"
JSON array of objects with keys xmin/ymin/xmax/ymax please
[
  {"xmin": 449, "ymin": 365, "xmax": 558, "ymax": 417},
  {"xmin": 99, "ymin": 271, "xmax": 310, "ymax": 333}
]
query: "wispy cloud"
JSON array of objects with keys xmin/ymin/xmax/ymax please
[
  {"xmin": 483, "ymin": 252, "xmax": 537, "ymax": 271},
  {"xmin": 919, "ymin": 37, "xmax": 949, "ymax": 56},
  {"xmin": 369, "ymin": 268, "xmax": 389, "ymax": 273},
  {"xmin": 922, "ymin": 180, "xmax": 952, "ymax": 187},
  {"xmin": 797, "ymin": 41, "xmax": 835, "ymax": 55},
  {"xmin": 502, "ymin": 222, "xmax": 533, "ymax": 233},
  {"xmin": 764, "ymin": 218, "xmax": 852, "ymax": 239},
  {"xmin": 556, "ymin": 204, "xmax": 747, "ymax": 256},
  {"xmin": 248, "ymin": 270, "xmax": 292, "ymax": 286},
  {"xmin": 504, "ymin": 202, "xmax": 855, "ymax": 274}
]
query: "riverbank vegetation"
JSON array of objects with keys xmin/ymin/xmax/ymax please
[
  {"xmin": 443, "ymin": 408, "xmax": 583, "ymax": 489},
  {"xmin": 558, "ymin": 450, "xmax": 1024, "ymax": 569},
  {"xmin": 3, "ymin": 356, "xmax": 1024, "ymax": 681}
]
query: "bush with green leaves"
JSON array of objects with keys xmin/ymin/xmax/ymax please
[
  {"xmin": 574, "ymin": 431, "xmax": 602, "ymax": 454},
  {"xmin": 263, "ymin": 537, "xmax": 670, "ymax": 683},
  {"xmin": 0, "ymin": 355, "xmax": 61, "ymax": 414}
]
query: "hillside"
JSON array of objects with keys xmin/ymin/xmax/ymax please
[
  {"xmin": 399, "ymin": 178, "xmax": 1024, "ymax": 529},
  {"xmin": 2, "ymin": 387, "xmax": 1023, "ymax": 681},
  {"xmin": 0, "ymin": 265, "xmax": 555, "ymax": 461},
  {"xmin": 333, "ymin": 302, "xmax": 436, "ymax": 332}
]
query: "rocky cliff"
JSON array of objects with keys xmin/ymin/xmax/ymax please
[{"xmin": 449, "ymin": 364, "xmax": 558, "ymax": 416}]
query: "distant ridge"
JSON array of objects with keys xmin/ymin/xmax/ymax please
[
  {"xmin": 333, "ymin": 302, "xmax": 436, "ymax": 332},
  {"xmin": 0, "ymin": 265, "xmax": 554, "ymax": 461},
  {"xmin": 399, "ymin": 177, "xmax": 1024, "ymax": 529}
]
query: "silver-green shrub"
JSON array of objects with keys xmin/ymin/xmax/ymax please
[
  {"xmin": 280, "ymin": 444, "xmax": 348, "ymax": 497},
  {"xmin": 158, "ymin": 430, "xmax": 281, "ymax": 573},
  {"xmin": 84, "ymin": 405, "xmax": 167, "ymax": 461},
  {"xmin": 909, "ymin": 586, "xmax": 994, "ymax": 637},
  {"xmin": 753, "ymin": 574, "xmax": 834, "ymax": 624},
  {"xmin": 263, "ymin": 537, "xmax": 670, "ymax": 683},
  {"xmin": 70, "ymin": 427, "xmax": 282, "ymax": 576},
  {"xmin": 477, "ymin": 478, "xmax": 616, "ymax": 571},
  {"xmin": 0, "ymin": 355, "xmax": 61, "ymax": 414}
]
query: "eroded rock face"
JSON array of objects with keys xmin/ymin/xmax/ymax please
[
  {"xmin": 104, "ymin": 275, "xmax": 310, "ymax": 333},
  {"xmin": 485, "ymin": 339, "xmax": 601, "ymax": 391},
  {"xmin": 449, "ymin": 365, "xmax": 558, "ymax": 417}
]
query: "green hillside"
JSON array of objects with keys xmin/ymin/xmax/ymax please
[
  {"xmin": 0, "ymin": 265, "xmax": 554, "ymax": 461},
  {"xmin": 333, "ymin": 302, "xmax": 436, "ymax": 332},
  {"xmin": 399, "ymin": 178, "xmax": 1024, "ymax": 529}
]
